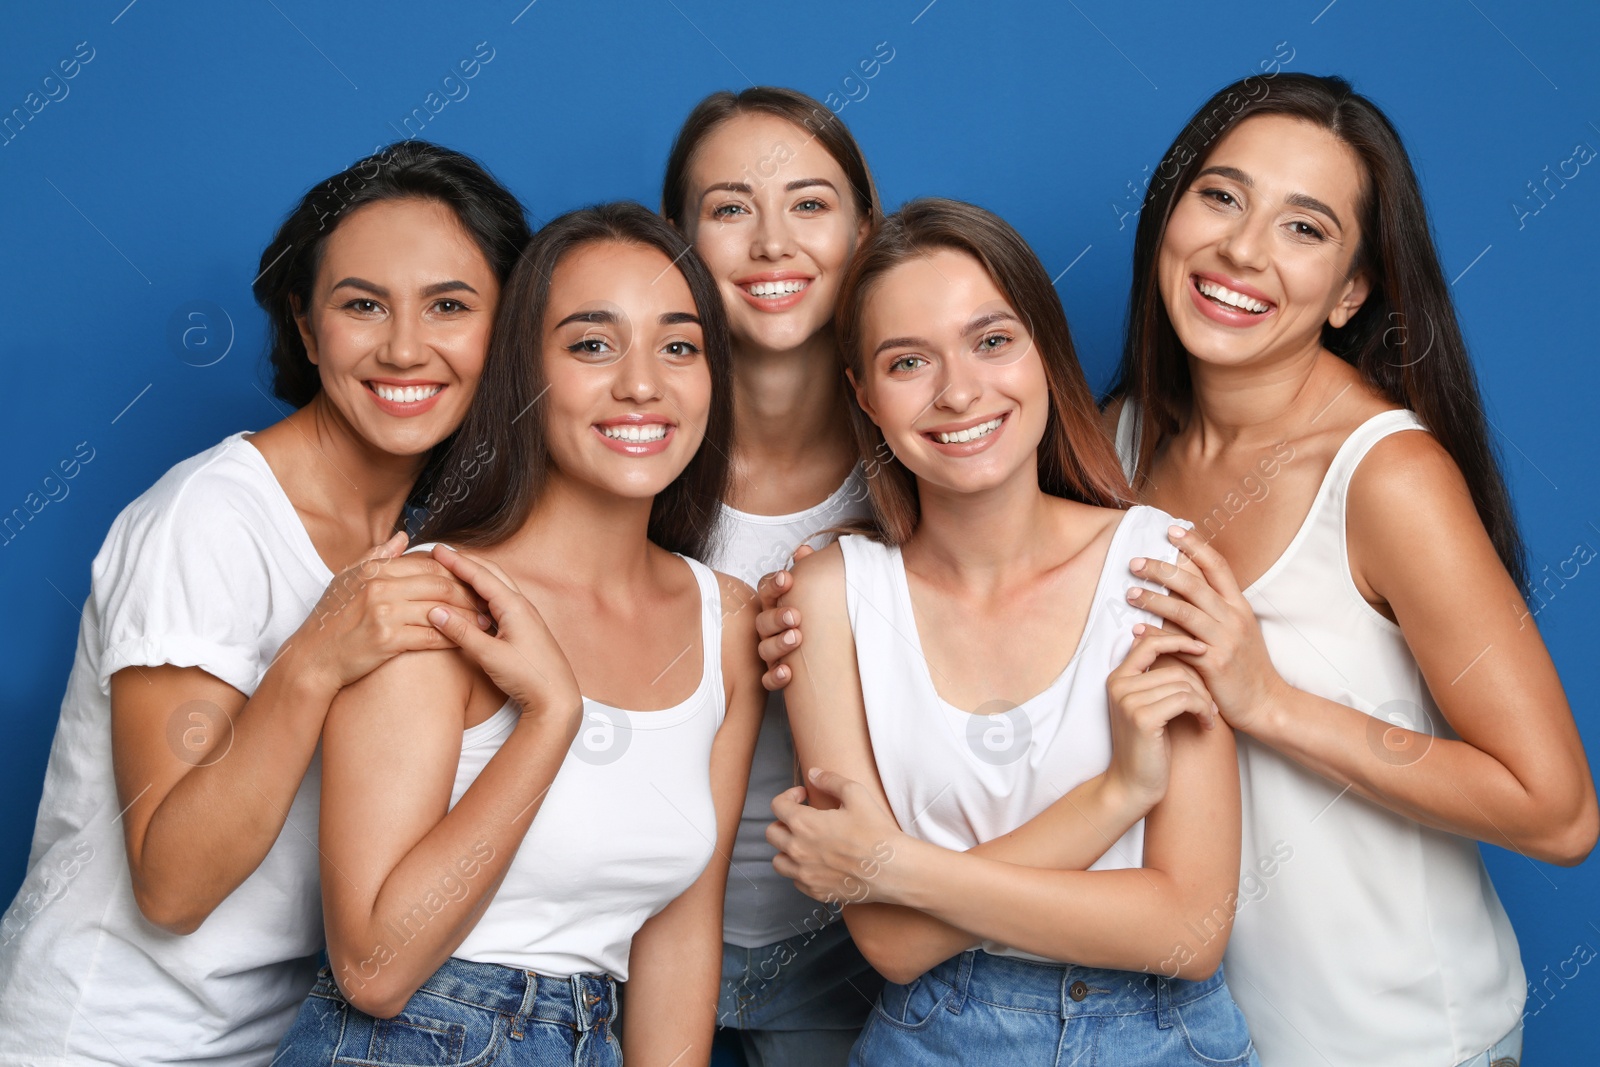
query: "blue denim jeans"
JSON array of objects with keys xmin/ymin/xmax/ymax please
[
  {"xmin": 274, "ymin": 957, "xmax": 620, "ymax": 1066},
  {"xmin": 718, "ymin": 919, "xmax": 885, "ymax": 1067},
  {"xmin": 850, "ymin": 950, "xmax": 1259, "ymax": 1067},
  {"xmin": 1453, "ymin": 1023, "xmax": 1522, "ymax": 1067}
]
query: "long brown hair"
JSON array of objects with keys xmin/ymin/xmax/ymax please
[
  {"xmin": 661, "ymin": 86, "xmax": 881, "ymax": 227},
  {"xmin": 414, "ymin": 202, "xmax": 732, "ymax": 559},
  {"xmin": 1108, "ymin": 73, "xmax": 1528, "ymax": 590},
  {"xmin": 835, "ymin": 198, "xmax": 1133, "ymax": 545}
]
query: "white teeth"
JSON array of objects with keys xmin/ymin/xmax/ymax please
[
  {"xmin": 744, "ymin": 279, "xmax": 809, "ymax": 297},
  {"xmin": 600, "ymin": 423, "xmax": 669, "ymax": 443},
  {"xmin": 373, "ymin": 383, "xmax": 442, "ymax": 403},
  {"xmin": 933, "ymin": 416, "xmax": 1004, "ymax": 445},
  {"xmin": 1196, "ymin": 279, "xmax": 1270, "ymax": 313}
]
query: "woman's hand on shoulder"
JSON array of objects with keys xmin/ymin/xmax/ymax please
[
  {"xmin": 1105, "ymin": 624, "xmax": 1217, "ymax": 810},
  {"xmin": 294, "ymin": 531, "xmax": 491, "ymax": 695},
  {"xmin": 753, "ymin": 544, "xmax": 817, "ymax": 690},
  {"xmin": 425, "ymin": 544, "xmax": 581, "ymax": 734}
]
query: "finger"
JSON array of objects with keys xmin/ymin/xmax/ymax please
[
  {"xmin": 1130, "ymin": 554, "xmax": 1227, "ymax": 619},
  {"xmin": 757, "ymin": 629, "xmax": 801, "ymax": 670},
  {"xmin": 761, "ymin": 662, "xmax": 792, "ymax": 693},
  {"xmin": 427, "ymin": 605, "xmax": 500, "ymax": 665},
  {"xmin": 756, "ymin": 568, "xmax": 792, "ymax": 614},
  {"xmin": 1126, "ymin": 586, "xmax": 1219, "ymax": 645},
  {"xmin": 396, "ymin": 623, "xmax": 461, "ymax": 653},
  {"xmin": 1168, "ymin": 525, "xmax": 1245, "ymax": 601},
  {"xmin": 755, "ymin": 604, "xmax": 801, "ymax": 642},
  {"xmin": 430, "ymin": 545, "xmax": 527, "ymax": 625},
  {"xmin": 806, "ymin": 767, "xmax": 859, "ymax": 803},
  {"xmin": 792, "ymin": 544, "xmax": 816, "ymax": 564},
  {"xmin": 770, "ymin": 786, "xmax": 809, "ymax": 821},
  {"xmin": 1143, "ymin": 689, "xmax": 1219, "ymax": 730},
  {"xmin": 1113, "ymin": 631, "xmax": 1208, "ymax": 677},
  {"xmin": 370, "ymin": 529, "xmax": 408, "ymax": 560},
  {"xmin": 772, "ymin": 853, "xmax": 801, "ymax": 881},
  {"xmin": 765, "ymin": 820, "xmax": 795, "ymax": 854}
]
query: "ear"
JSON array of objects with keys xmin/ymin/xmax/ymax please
[
  {"xmin": 1328, "ymin": 268, "xmax": 1371, "ymax": 330},
  {"xmin": 844, "ymin": 366, "xmax": 878, "ymax": 424},
  {"xmin": 292, "ymin": 294, "xmax": 320, "ymax": 365}
]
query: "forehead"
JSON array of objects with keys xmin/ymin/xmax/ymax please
[
  {"xmin": 321, "ymin": 198, "xmax": 488, "ymax": 273},
  {"xmin": 546, "ymin": 240, "xmax": 696, "ymax": 319},
  {"xmin": 866, "ymin": 249, "xmax": 1012, "ymax": 327},
  {"xmin": 1201, "ymin": 114, "xmax": 1366, "ymax": 211},
  {"xmin": 690, "ymin": 111, "xmax": 851, "ymax": 187}
]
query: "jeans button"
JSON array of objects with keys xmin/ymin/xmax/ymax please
[{"xmin": 1069, "ymin": 980, "xmax": 1089, "ymax": 1002}]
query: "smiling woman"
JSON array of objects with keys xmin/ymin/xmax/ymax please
[{"xmin": 0, "ymin": 141, "xmax": 531, "ymax": 1066}]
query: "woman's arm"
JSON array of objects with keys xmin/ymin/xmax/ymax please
[
  {"xmin": 1134, "ymin": 433, "xmax": 1598, "ymax": 865},
  {"xmin": 110, "ymin": 537, "xmax": 486, "ymax": 934},
  {"xmin": 623, "ymin": 576, "xmax": 765, "ymax": 1067},
  {"xmin": 323, "ymin": 549, "xmax": 582, "ymax": 1018}
]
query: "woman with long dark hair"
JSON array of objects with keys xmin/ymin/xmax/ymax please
[
  {"xmin": 0, "ymin": 142, "xmax": 528, "ymax": 1066},
  {"xmin": 1104, "ymin": 73, "xmax": 1597, "ymax": 1065},
  {"xmin": 766, "ymin": 198, "xmax": 1258, "ymax": 1065},
  {"xmin": 273, "ymin": 203, "xmax": 764, "ymax": 1067},
  {"xmin": 661, "ymin": 86, "xmax": 885, "ymax": 1063}
]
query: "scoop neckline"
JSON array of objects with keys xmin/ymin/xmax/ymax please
[
  {"xmin": 718, "ymin": 465, "xmax": 864, "ymax": 525},
  {"xmin": 234, "ymin": 431, "xmax": 336, "ymax": 583},
  {"xmin": 887, "ymin": 506, "xmax": 1142, "ymax": 717}
]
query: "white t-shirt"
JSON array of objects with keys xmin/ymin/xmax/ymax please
[
  {"xmin": 0, "ymin": 433, "xmax": 331, "ymax": 1067},
  {"xmin": 431, "ymin": 554, "xmax": 727, "ymax": 980},
  {"xmin": 706, "ymin": 467, "xmax": 871, "ymax": 948}
]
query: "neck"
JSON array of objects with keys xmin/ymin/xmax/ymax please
[
  {"xmin": 286, "ymin": 394, "xmax": 427, "ymax": 539},
  {"xmin": 1182, "ymin": 335, "xmax": 1343, "ymax": 454},
  {"xmin": 731, "ymin": 326, "xmax": 856, "ymax": 472},
  {"xmin": 496, "ymin": 467, "xmax": 659, "ymax": 590},
  {"xmin": 908, "ymin": 462, "xmax": 1056, "ymax": 588}
]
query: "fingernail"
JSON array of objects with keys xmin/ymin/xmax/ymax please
[
  {"xmin": 1132, "ymin": 623, "xmax": 1146, "ymax": 636},
  {"xmin": 1126, "ymin": 587, "xmax": 1141, "ymax": 601},
  {"xmin": 1130, "ymin": 558, "xmax": 1146, "ymax": 573},
  {"xmin": 784, "ymin": 630, "xmax": 798, "ymax": 646},
  {"xmin": 777, "ymin": 666, "xmax": 789, "ymax": 680},
  {"xmin": 808, "ymin": 768, "xmax": 821, "ymax": 781},
  {"xmin": 477, "ymin": 613, "xmax": 492, "ymax": 629},
  {"xmin": 783, "ymin": 610, "xmax": 796, "ymax": 626},
  {"xmin": 1169, "ymin": 525, "xmax": 1187, "ymax": 538},
  {"xmin": 429, "ymin": 607, "xmax": 450, "ymax": 626}
]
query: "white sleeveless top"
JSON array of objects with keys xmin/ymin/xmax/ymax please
[
  {"xmin": 444, "ymin": 553, "xmax": 727, "ymax": 980},
  {"xmin": 838, "ymin": 505, "xmax": 1186, "ymax": 963},
  {"xmin": 1115, "ymin": 404, "xmax": 1525, "ymax": 1066}
]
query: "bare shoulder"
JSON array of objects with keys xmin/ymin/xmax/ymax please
[
  {"xmin": 714, "ymin": 571, "xmax": 759, "ymax": 628},
  {"xmin": 336, "ymin": 646, "xmax": 475, "ymax": 718},
  {"xmin": 786, "ymin": 539, "xmax": 847, "ymax": 614},
  {"xmin": 1348, "ymin": 426, "xmax": 1476, "ymax": 531}
]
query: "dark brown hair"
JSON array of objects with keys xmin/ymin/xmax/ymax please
[
  {"xmin": 835, "ymin": 198, "xmax": 1133, "ymax": 545},
  {"xmin": 661, "ymin": 86, "xmax": 880, "ymax": 227},
  {"xmin": 1107, "ymin": 72, "xmax": 1527, "ymax": 590},
  {"xmin": 414, "ymin": 202, "xmax": 732, "ymax": 559},
  {"xmin": 253, "ymin": 140, "xmax": 531, "ymax": 408}
]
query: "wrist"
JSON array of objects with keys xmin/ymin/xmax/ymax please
[
  {"xmin": 268, "ymin": 637, "xmax": 342, "ymax": 709},
  {"xmin": 877, "ymin": 833, "xmax": 932, "ymax": 909},
  {"xmin": 1098, "ymin": 769, "xmax": 1158, "ymax": 823}
]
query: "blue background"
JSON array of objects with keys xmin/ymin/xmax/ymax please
[{"xmin": 3, "ymin": 0, "xmax": 1597, "ymax": 1057}]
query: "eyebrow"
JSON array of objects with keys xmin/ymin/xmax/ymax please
[
  {"xmin": 330, "ymin": 277, "xmax": 479, "ymax": 297},
  {"xmin": 871, "ymin": 311, "xmax": 1021, "ymax": 357},
  {"xmin": 552, "ymin": 309, "xmax": 702, "ymax": 329},
  {"xmin": 1195, "ymin": 165, "xmax": 1344, "ymax": 231},
  {"xmin": 698, "ymin": 177, "xmax": 839, "ymax": 200}
]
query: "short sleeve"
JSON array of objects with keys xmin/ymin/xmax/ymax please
[{"xmin": 92, "ymin": 447, "xmax": 306, "ymax": 696}]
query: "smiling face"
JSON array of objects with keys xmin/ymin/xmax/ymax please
[
  {"xmin": 1158, "ymin": 114, "xmax": 1372, "ymax": 369},
  {"xmin": 682, "ymin": 111, "xmax": 868, "ymax": 355},
  {"xmin": 539, "ymin": 240, "xmax": 712, "ymax": 500},
  {"xmin": 852, "ymin": 248, "xmax": 1049, "ymax": 496},
  {"xmin": 297, "ymin": 197, "xmax": 499, "ymax": 457}
]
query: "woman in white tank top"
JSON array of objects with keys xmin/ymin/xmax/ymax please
[
  {"xmin": 1100, "ymin": 75, "xmax": 1597, "ymax": 1066},
  {"xmin": 273, "ymin": 204, "xmax": 765, "ymax": 1067},
  {"xmin": 767, "ymin": 199, "xmax": 1260, "ymax": 1065}
]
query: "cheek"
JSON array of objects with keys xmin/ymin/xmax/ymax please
[{"xmin": 799, "ymin": 217, "xmax": 858, "ymax": 277}]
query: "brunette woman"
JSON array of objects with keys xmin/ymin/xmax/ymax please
[
  {"xmin": 1104, "ymin": 73, "xmax": 1597, "ymax": 1066},
  {"xmin": 0, "ymin": 142, "xmax": 527, "ymax": 1067},
  {"xmin": 273, "ymin": 203, "xmax": 764, "ymax": 1067}
]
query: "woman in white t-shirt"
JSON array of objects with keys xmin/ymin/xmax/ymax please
[
  {"xmin": 659, "ymin": 86, "xmax": 884, "ymax": 1064},
  {"xmin": 765, "ymin": 199, "xmax": 1258, "ymax": 1065},
  {"xmin": 272, "ymin": 203, "xmax": 764, "ymax": 1067},
  {"xmin": 0, "ymin": 142, "xmax": 530, "ymax": 1067}
]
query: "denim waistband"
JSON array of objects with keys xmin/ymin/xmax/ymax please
[
  {"xmin": 923, "ymin": 950, "xmax": 1230, "ymax": 1020},
  {"xmin": 323, "ymin": 957, "xmax": 617, "ymax": 1033}
]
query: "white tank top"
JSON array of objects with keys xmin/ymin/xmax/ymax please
[
  {"xmin": 839, "ymin": 505, "xmax": 1186, "ymax": 963},
  {"xmin": 1115, "ymin": 403, "xmax": 1525, "ymax": 1066},
  {"xmin": 708, "ymin": 466, "xmax": 872, "ymax": 948},
  {"xmin": 445, "ymin": 553, "xmax": 727, "ymax": 980}
]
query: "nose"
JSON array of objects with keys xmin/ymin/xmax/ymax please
[
  {"xmin": 1215, "ymin": 210, "xmax": 1270, "ymax": 274},
  {"xmin": 751, "ymin": 208, "xmax": 796, "ymax": 262},
  {"xmin": 380, "ymin": 306, "xmax": 427, "ymax": 370},
  {"xmin": 932, "ymin": 354, "xmax": 981, "ymax": 415},
  {"xmin": 612, "ymin": 344, "xmax": 664, "ymax": 404}
]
